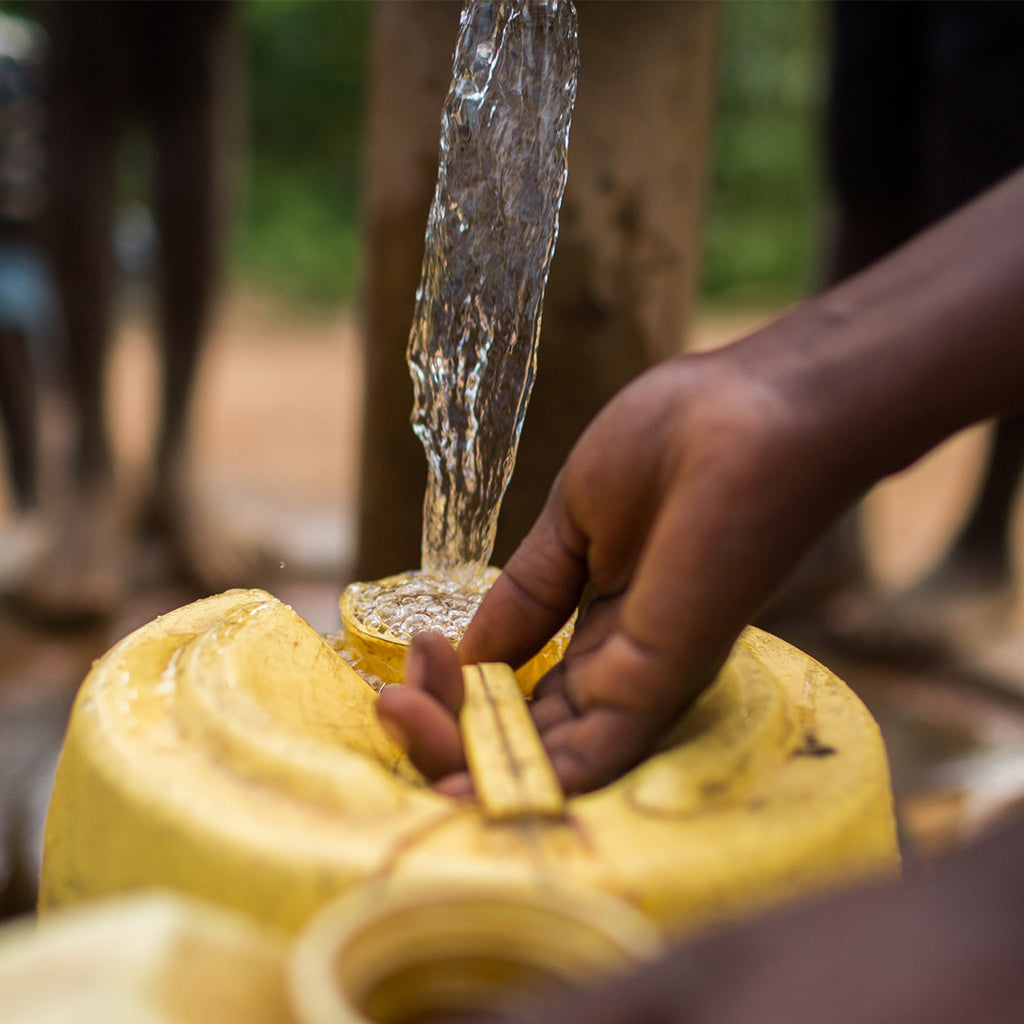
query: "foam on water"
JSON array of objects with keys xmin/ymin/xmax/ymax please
[{"xmin": 345, "ymin": 569, "xmax": 495, "ymax": 644}]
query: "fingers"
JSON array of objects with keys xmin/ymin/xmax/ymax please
[
  {"xmin": 374, "ymin": 619, "xmax": 676, "ymax": 798},
  {"xmin": 433, "ymin": 769, "xmax": 475, "ymax": 799},
  {"xmin": 530, "ymin": 627, "xmax": 675, "ymax": 795},
  {"xmin": 406, "ymin": 630, "xmax": 464, "ymax": 715},
  {"xmin": 619, "ymin": 456, "xmax": 785, "ymax": 707},
  {"xmin": 459, "ymin": 478, "xmax": 589, "ymax": 669},
  {"xmin": 375, "ymin": 632, "xmax": 466, "ymax": 780}
]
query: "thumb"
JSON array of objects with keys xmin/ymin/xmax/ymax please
[{"xmin": 460, "ymin": 477, "xmax": 588, "ymax": 668}]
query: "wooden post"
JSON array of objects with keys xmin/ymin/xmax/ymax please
[{"xmin": 356, "ymin": 1, "xmax": 719, "ymax": 580}]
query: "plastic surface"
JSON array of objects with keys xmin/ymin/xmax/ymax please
[{"xmin": 42, "ymin": 588, "xmax": 900, "ymax": 940}]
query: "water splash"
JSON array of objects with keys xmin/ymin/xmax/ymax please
[
  {"xmin": 344, "ymin": 570, "xmax": 496, "ymax": 644},
  {"xmin": 408, "ymin": 0, "xmax": 579, "ymax": 586}
]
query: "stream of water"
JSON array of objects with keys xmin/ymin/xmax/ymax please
[
  {"xmin": 408, "ymin": 0, "xmax": 579, "ymax": 588},
  {"xmin": 343, "ymin": 1, "xmax": 578, "ymax": 649}
]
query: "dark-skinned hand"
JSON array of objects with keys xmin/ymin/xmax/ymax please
[
  {"xmin": 377, "ymin": 166, "xmax": 1024, "ymax": 797},
  {"xmin": 377, "ymin": 339, "xmax": 858, "ymax": 796}
]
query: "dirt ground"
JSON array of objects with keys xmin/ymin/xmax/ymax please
[{"xmin": 3, "ymin": 292, "xmax": 1024, "ymax": 917}]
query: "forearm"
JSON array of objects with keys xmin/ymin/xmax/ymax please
[{"xmin": 738, "ymin": 164, "xmax": 1024, "ymax": 493}]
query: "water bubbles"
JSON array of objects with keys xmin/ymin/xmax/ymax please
[
  {"xmin": 401, "ymin": 614, "xmax": 431, "ymax": 634},
  {"xmin": 347, "ymin": 569, "xmax": 496, "ymax": 643}
]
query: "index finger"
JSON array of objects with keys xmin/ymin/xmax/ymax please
[{"xmin": 459, "ymin": 477, "xmax": 588, "ymax": 668}]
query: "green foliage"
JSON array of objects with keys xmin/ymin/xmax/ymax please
[
  {"xmin": 236, "ymin": 163, "xmax": 363, "ymax": 308},
  {"xmin": 232, "ymin": 0, "xmax": 372, "ymax": 308},
  {"xmin": 244, "ymin": 0, "xmax": 370, "ymax": 168},
  {"xmin": 234, "ymin": 0, "xmax": 826, "ymax": 311},
  {"xmin": 701, "ymin": 0, "xmax": 828, "ymax": 306}
]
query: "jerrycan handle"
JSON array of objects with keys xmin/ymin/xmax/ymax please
[{"xmin": 460, "ymin": 663, "xmax": 566, "ymax": 821}]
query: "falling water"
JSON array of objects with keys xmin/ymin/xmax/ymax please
[
  {"xmin": 339, "ymin": 1, "xmax": 578, "ymax": 653},
  {"xmin": 408, "ymin": 0, "xmax": 579, "ymax": 588}
]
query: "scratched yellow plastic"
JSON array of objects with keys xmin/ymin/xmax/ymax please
[
  {"xmin": 41, "ymin": 588, "xmax": 899, "ymax": 942},
  {"xmin": 461, "ymin": 663, "xmax": 566, "ymax": 821}
]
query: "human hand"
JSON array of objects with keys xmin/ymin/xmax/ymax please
[
  {"xmin": 377, "ymin": 334, "xmax": 860, "ymax": 795},
  {"xmin": 377, "ymin": 167, "xmax": 1024, "ymax": 795}
]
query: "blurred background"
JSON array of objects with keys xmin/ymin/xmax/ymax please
[
  {"xmin": 0, "ymin": 0, "xmax": 829, "ymax": 627},
  {"xmin": 2, "ymin": 0, "xmax": 1024, "ymax": 919},
  {"xmin": 230, "ymin": 0, "xmax": 824, "ymax": 312},
  {"xmin": 228, "ymin": 0, "xmax": 824, "ymax": 313}
]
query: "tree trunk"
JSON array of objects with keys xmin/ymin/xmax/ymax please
[{"xmin": 356, "ymin": 0, "xmax": 718, "ymax": 580}]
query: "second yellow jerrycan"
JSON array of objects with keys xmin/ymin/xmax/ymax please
[
  {"xmin": 41, "ymin": 584, "xmax": 899, "ymax": 941},
  {"xmin": 0, "ymin": 881, "xmax": 661, "ymax": 1023}
]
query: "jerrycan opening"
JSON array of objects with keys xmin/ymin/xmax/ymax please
[{"xmin": 290, "ymin": 880, "xmax": 662, "ymax": 1024}]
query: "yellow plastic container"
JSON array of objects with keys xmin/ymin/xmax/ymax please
[
  {"xmin": 290, "ymin": 878, "xmax": 662, "ymax": 1024},
  {"xmin": 42, "ymin": 588, "xmax": 899, "ymax": 942},
  {"xmin": 0, "ymin": 882, "xmax": 658, "ymax": 1024},
  {"xmin": 0, "ymin": 892, "xmax": 291, "ymax": 1024}
]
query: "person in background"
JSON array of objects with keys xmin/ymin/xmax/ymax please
[
  {"xmin": 20, "ymin": 0, "xmax": 254, "ymax": 622},
  {"xmin": 378, "ymin": 164, "xmax": 1024, "ymax": 1021},
  {"xmin": 0, "ymin": 12, "xmax": 57, "ymax": 525}
]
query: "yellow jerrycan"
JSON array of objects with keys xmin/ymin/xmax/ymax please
[
  {"xmin": 0, "ymin": 881, "xmax": 660, "ymax": 1023},
  {"xmin": 0, "ymin": 892, "xmax": 291, "ymax": 1024},
  {"xmin": 41, "ymin": 586, "xmax": 899, "ymax": 941}
]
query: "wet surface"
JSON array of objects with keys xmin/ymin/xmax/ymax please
[{"xmin": 3, "ymin": 299, "xmax": 1024, "ymax": 918}]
